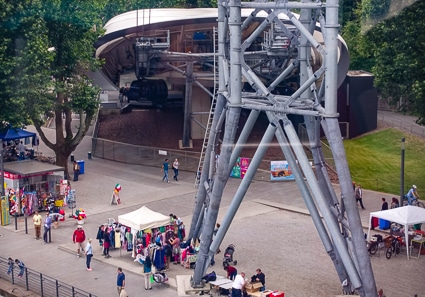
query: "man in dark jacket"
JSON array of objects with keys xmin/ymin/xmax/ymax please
[
  {"xmin": 381, "ymin": 198, "xmax": 388, "ymax": 211},
  {"xmin": 251, "ymin": 268, "xmax": 266, "ymax": 291}
]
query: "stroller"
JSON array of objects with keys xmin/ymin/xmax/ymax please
[{"xmin": 222, "ymin": 244, "xmax": 237, "ymax": 267}]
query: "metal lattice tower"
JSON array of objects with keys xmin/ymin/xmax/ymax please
[{"xmin": 188, "ymin": 1, "xmax": 377, "ymax": 296}]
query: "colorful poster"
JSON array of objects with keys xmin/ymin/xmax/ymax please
[
  {"xmin": 239, "ymin": 157, "xmax": 250, "ymax": 179},
  {"xmin": 270, "ymin": 160, "xmax": 294, "ymax": 181},
  {"xmin": 230, "ymin": 158, "xmax": 241, "ymax": 178}
]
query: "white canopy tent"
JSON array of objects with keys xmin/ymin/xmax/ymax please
[
  {"xmin": 118, "ymin": 206, "xmax": 169, "ymax": 231},
  {"xmin": 368, "ymin": 205, "xmax": 425, "ymax": 259},
  {"xmin": 118, "ymin": 206, "xmax": 170, "ymax": 258}
]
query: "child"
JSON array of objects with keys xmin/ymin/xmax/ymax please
[
  {"xmin": 14, "ymin": 259, "xmax": 25, "ymax": 278},
  {"xmin": 7, "ymin": 257, "xmax": 14, "ymax": 275}
]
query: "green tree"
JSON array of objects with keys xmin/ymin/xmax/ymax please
[
  {"xmin": 2, "ymin": 0, "xmax": 106, "ymax": 177},
  {"xmin": 340, "ymin": 0, "xmax": 376, "ymax": 71},
  {"xmin": 0, "ymin": 1, "xmax": 28, "ymax": 128},
  {"xmin": 364, "ymin": 1, "xmax": 425, "ymax": 124}
]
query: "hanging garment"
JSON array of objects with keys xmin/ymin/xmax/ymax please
[
  {"xmin": 153, "ymin": 248, "xmax": 166, "ymax": 270},
  {"xmin": 115, "ymin": 229, "xmax": 121, "ymax": 248}
]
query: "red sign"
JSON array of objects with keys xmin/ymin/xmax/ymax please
[{"xmin": 1, "ymin": 171, "xmax": 53, "ymax": 180}]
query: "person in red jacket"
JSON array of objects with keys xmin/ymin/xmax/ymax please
[
  {"xmin": 224, "ymin": 263, "xmax": 237, "ymax": 280},
  {"xmin": 73, "ymin": 225, "xmax": 86, "ymax": 258}
]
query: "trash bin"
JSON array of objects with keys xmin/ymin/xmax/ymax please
[
  {"xmin": 70, "ymin": 154, "xmax": 75, "ymax": 162},
  {"xmin": 77, "ymin": 160, "xmax": 85, "ymax": 174},
  {"xmin": 379, "ymin": 219, "xmax": 390, "ymax": 230}
]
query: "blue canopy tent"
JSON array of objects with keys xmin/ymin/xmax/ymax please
[
  {"xmin": 0, "ymin": 127, "xmax": 36, "ymax": 141},
  {"xmin": 1, "ymin": 127, "xmax": 36, "ymax": 195}
]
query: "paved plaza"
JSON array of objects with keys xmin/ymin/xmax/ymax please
[{"xmin": 1, "ymin": 120, "xmax": 424, "ymax": 297}]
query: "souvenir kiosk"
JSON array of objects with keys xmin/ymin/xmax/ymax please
[{"xmin": 1, "ymin": 160, "xmax": 65, "ymax": 218}]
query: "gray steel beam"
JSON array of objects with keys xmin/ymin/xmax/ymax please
[
  {"xmin": 189, "ymin": 0, "xmax": 378, "ymax": 295},
  {"xmin": 208, "ymin": 121, "xmax": 278, "ymax": 272},
  {"xmin": 192, "ymin": 0, "xmax": 244, "ymax": 285},
  {"xmin": 182, "ymin": 62, "xmax": 193, "ymax": 148}
]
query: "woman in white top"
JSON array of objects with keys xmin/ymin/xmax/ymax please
[
  {"xmin": 172, "ymin": 158, "xmax": 180, "ymax": 181},
  {"xmin": 85, "ymin": 239, "xmax": 93, "ymax": 271}
]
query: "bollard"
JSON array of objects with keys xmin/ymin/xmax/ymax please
[
  {"xmin": 25, "ymin": 216, "xmax": 28, "ymax": 234},
  {"xmin": 70, "ymin": 154, "xmax": 75, "ymax": 162},
  {"xmin": 49, "ymin": 228, "xmax": 52, "ymax": 243},
  {"xmin": 88, "ymin": 151, "xmax": 92, "ymax": 159},
  {"xmin": 15, "ymin": 213, "xmax": 18, "ymax": 231}
]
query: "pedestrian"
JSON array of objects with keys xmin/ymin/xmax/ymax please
[
  {"xmin": 391, "ymin": 197, "xmax": 399, "ymax": 209},
  {"xmin": 143, "ymin": 254, "xmax": 152, "ymax": 290},
  {"xmin": 224, "ymin": 264, "xmax": 237, "ymax": 280},
  {"xmin": 43, "ymin": 212, "xmax": 52, "ymax": 243},
  {"xmin": 85, "ymin": 238, "xmax": 93, "ymax": 271},
  {"xmin": 169, "ymin": 233, "xmax": 180, "ymax": 264},
  {"xmin": 381, "ymin": 198, "xmax": 388, "ymax": 211},
  {"xmin": 116, "ymin": 267, "xmax": 126, "ymax": 296},
  {"xmin": 73, "ymin": 225, "xmax": 86, "ymax": 258},
  {"xmin": 231, "ymin": 271, "xmax": 246, "ymax": 297},
  {"xmin": 7, "ymin": 257, "xmax": 14, "ymax": 275},
  {"xmin": 251, "ymin": 268, "xmax": 266, "ymax": 291},
  {"xmin": 14, "ymin": 259, "xmax": 25, "ymax": 278},
  {"xmin": 378, "ymin": 288, "xmax": 386, "ymax": 297},
  {"xmin": 73, "ymin": 160, "xmax": 80, "ymax": 181},
  {"xmin": 172, "ymin": 158, "xmax": 180, "ymax": 181},
  {"xmin": 18, "ymin": 141, "xmax": 26, "ymax": 160},
  {"xmin": 103, "ymin": 228, "xmax": 111, "ymax": 258},
  {"xmin": 355, "ymin": 184, "xmax": 365, "ymax": 210},
  {"xmin": 162, "ymin": 158, "xmax": 169, "ymax": 183},
  {"xmin": 33, "ymin": 211, "xmax": 42, "ymax": 240},
  {"xmin": 96, "ymin": 225, "xmax": 104, "ymax": 246}
]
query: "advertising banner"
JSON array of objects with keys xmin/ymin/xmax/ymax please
[
  {"xmin": 270, "ymin": 160, "xmax": 294, "ymax": 181},
  {"xmin": 239, "ymin": 157, "xmax": 250, "ymax": 179},
  {"xmin": 230, "ymin": 158, "xmax": 241, "ymax": 178}
]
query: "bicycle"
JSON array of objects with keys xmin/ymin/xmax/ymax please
[
  {"xmin": 385, "ymin": 236, "xmax": 403, "ymax": 259},
  {"xmin": 367, "ymin": 234, "xmax": 383, "ymax": 256},
  {"xmin": 402, "ymin": 195, "xmax": 425, "ymax": 208}
]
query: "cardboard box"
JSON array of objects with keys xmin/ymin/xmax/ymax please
[
  {"xmin": 246, "ymin": 282, "xmax": 263, "ymax": 293},
  {"xmin": 261, "ymin": 290, "xmax": 274, "ymax": 297}
]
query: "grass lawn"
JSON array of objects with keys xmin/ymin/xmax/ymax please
[{"xmin": 344, "ymin": 128, "xmax": 425, "ymax": 196}]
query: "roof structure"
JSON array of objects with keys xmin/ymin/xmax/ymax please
[{"xmin": 3, "ymin": 160, "xmax": 65, "ymax": 176}]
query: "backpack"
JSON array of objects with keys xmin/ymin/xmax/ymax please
[{"xmin": 201, "ymin": 271, "xmax": 217, "ymax": 283}]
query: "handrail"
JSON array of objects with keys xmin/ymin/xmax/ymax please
[{"xmin": 0, "ymin": 256, "xmax": 97, "ymax": 297}]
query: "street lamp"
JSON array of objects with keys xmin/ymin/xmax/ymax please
[{"xmin": 400, "ymin": 137, "xmax": 405, "ymax": 203}]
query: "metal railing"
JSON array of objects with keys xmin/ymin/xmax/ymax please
[
  {"xmin": 91, "ymin": 137, "xmax": 274, "ymax": 180},
  {"xmin": 0, "ymin": 256, "xmax": 97, "ymax": 297},
  {"xmin": 92, "ymin": 137, "xmax": 201, "ymax": 171},
  {"xmin": 377, "ymin": 111, "xmax": 425, "ymax": 138}
]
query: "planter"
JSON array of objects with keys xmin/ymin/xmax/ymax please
[{"xmin": 77, "ymin": 219, "xmax": 85, "ymax": 225}]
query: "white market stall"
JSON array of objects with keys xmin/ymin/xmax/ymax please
[
  {"xmin": 118, "ymin": 206, "xmax": 170, "ymax": 257},
  {"xmin": 367, "ymin": 205, "xmax": 425, "ymax": 259}
]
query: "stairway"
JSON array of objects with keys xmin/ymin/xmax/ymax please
[{"xmin": 194, "ymin": 27, "xmax": 219, "ymax": 188}]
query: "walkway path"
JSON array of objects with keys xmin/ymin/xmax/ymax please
[{"xmin": 1, "ymin": 120, "xmax": 424, "ymax": 297}]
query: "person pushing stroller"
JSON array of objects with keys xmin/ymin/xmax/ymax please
[{"xmin": 222, "ymin": 244, "xmax": 237, "ymax": 268}]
